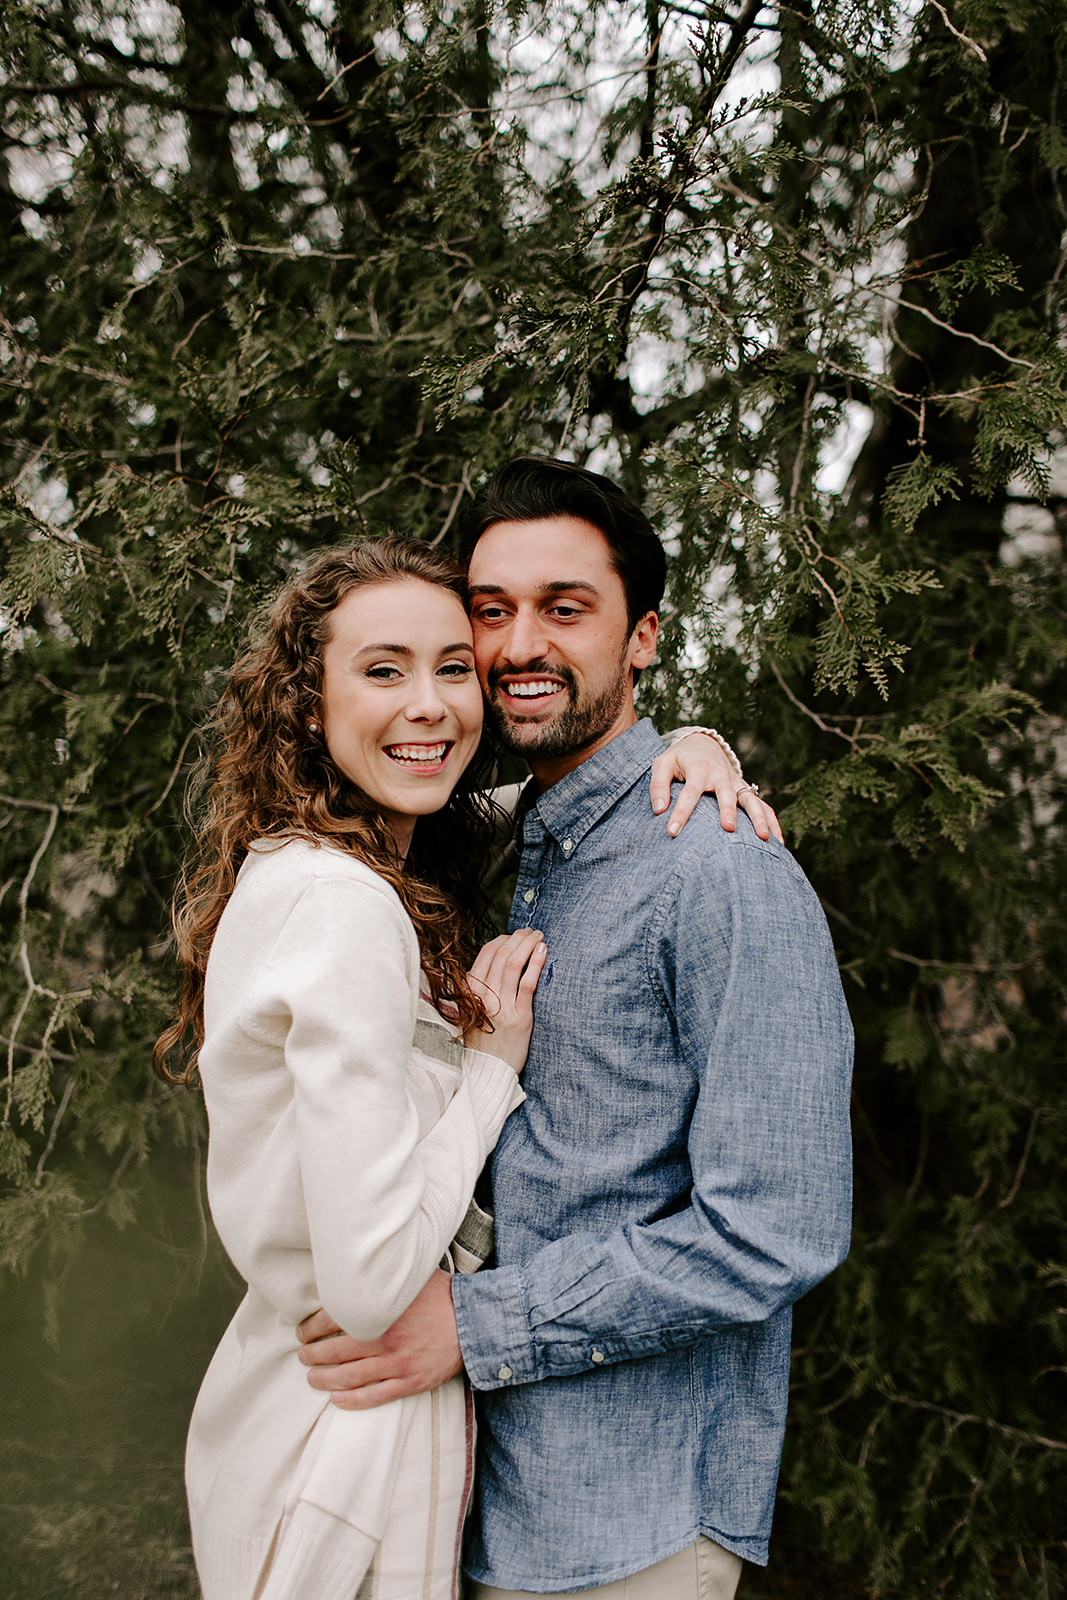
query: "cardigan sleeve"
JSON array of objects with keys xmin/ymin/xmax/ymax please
[{"xmin": 236, "ymin": 873, "xmax": 523, "ymax": 1339}]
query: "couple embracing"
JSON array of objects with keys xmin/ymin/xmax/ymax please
[{"xmin": 156, "ymin": 456, "xmax": 853, "ymax": 1600}]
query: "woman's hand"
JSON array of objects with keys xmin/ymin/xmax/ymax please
[
  {"xmin": 464, "ymin": 928, "xmax": 547, "ymax": 1075},
  {"xmin": 650, "ymin": 731, "xmax": 784, "ymax": 842}
]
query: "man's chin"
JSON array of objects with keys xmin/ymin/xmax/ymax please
[
  {"xmin": 493, "ymin": 717, "xmax": 564, "ymax": 756},
  {"xmin": 490, "ymin": 712, "xmax": 606, "ymax": 763}
]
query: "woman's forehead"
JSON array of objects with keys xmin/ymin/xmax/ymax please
[{"xmin": 325, "ymin": 578, "xmax": 473, "ymax": 646}]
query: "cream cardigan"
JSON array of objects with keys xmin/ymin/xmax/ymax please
[{"xmin": 185, "ymin": 837, "xmax": 525, "ymax": 1600}]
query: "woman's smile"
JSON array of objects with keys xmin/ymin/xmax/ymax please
[{"xmin": 384, "ymin": 740, "xmax": 454, "ymax": 768}]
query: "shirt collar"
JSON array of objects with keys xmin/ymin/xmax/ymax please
[{"xmin": 515, "ymin": 719, "xmax": 666, "ymax": 854}]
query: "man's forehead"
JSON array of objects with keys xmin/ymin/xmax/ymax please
[{"xmin": 468, "ymin": 515, "xmax": 618, "ymax": 591}]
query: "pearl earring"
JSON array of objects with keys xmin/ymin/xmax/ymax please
[{"xmin": 308, "ymin": 721, "xmax": 321, "ymax": 735}]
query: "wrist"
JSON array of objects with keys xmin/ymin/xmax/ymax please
[{"xmin": 667, "ymin": 725, "xmax": 744, "ymax": 780}]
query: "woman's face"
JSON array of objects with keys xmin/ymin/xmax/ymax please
[{"xmin": 319, "ymin": 578, "xmax": 484, "ymax": 854}]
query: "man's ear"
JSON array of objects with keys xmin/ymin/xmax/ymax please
[{"xmin": 628, "ymin": 611, "xmax": 658, "ymax": 673}]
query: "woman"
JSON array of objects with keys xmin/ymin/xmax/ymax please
[
  {"xmin": 155, "ymin": 538, "xmax": 547, "ymax": 1600},
  {"xmin": 155, "ymin": 535, "xmax": 765, "ymax": 1600}
]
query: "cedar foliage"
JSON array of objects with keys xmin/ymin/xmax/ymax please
[{"xmin": 1, "ymin": 2, "xmax": 1065, "ymax": 1594}]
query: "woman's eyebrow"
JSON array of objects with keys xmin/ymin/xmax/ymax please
[{"xmin": 352, "ymin": 641, "xmax": 474, "ymax": 657}]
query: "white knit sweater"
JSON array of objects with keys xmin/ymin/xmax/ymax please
[{"xmin": 185, "ymin": 837, "xmax": 525, "ymax": 1600}]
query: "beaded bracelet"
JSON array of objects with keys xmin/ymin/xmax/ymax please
[{"xmin": 667, "ymin": 725, "xmax": 744, "ymax": 780}]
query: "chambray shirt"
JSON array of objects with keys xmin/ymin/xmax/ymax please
[{"xmin": 451, "ymin": 720, "xmax": 853, "ymax": 1591}]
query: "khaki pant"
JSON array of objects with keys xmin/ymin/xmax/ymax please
[{"xmin": 467, "ymin": 1537, "xmax": 743, "ymax": 1600}]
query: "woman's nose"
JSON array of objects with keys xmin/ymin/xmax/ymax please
[{"xmin": 403, "ymin": 673, "xmax": 448, "ymax": 722}]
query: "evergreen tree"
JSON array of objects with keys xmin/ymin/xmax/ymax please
[{"xmin": 1, "ymin": 2, "xmax": 1064, "ymax": 1593}]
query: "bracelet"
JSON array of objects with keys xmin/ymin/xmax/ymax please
[{"xmin": 668, "ymin": 725, "xmax": 744, "ymax": 780}]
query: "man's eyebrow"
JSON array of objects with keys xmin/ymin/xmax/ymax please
[
  {"xmin": 540, "ymin": 580, "xmax": 601, "ymax": 597},
  {"xmin": 468, "ymin": 580, "xmax": 602, "ymax": 598}
]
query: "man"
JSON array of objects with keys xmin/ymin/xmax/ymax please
[{"xmin": 300, "ymin": 458, "xmax": 854, "ymax": 1598}]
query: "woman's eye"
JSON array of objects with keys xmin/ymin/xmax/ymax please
[
  {"xmin": 439, "ymin": 661, "xmax": 474, "ymax": 678},
  {"xmin": 366, "ymin": 664, "xmax": 402, "ymax": 681}
]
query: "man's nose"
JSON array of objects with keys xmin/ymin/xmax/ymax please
[{"xmin": 501, "ymin": 608, "xmax": 550, "ymax": 665}]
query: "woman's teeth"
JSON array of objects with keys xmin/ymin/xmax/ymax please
[{"xmin": 386, "ymin": 743, "xmax": 448, "ymax": 764}]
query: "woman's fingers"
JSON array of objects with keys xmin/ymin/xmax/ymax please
[
  {"xmin": 666, "ymin": 775, "xmax": 719, "ymax": 837},
  {"xmin": 469, "ymin": 929, "xmax": 545, "ymax": 1016},
  {"xmin": 517, "ymin": 937, "xmax": 547, "ymax": 996},
  {"xmin": 465, "ymin": 930, "xmax": 547, "ymax": 1072},
  {"xmin": 496, "ymin": 927, "xmax": 545, "ymax": 980},
  {"xmin": 737, "ymin": 788, "xmax": 784, "ymax": 844},
  {"xmin": 482, "ymin": 929, "xmax": 544, "ymax": 1001},
  {"xmin": 647, "ymin": 736, "xmax": 786, "ymax": 845},
  {"xmin": 650, "ymin": 735, "xmax": 740, "ymax": 835},
  {"xmin": 468, "ymin": 933, "xmax": 510, "ymax": 987},
  {"xmin": 667, "ymin": 778, "xmax": 783, "ymax": 843}
]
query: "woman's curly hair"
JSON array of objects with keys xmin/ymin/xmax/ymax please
[{"xmin": 154, "ymin": 536, "xmax": 497, "ymax": 1086}]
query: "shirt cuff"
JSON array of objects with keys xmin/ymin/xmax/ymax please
[
  {"xmin": 452, "ymin": 1264, "xmax": 538, "ymax": 1389},
  {"xmin": 462, "ymin": 1047, "xmax": 527, "ymax": 1125}
]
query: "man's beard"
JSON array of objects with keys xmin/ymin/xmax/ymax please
[{"xmin": 485, "ymin": 655, "xmax": 633, "ymax": 761}]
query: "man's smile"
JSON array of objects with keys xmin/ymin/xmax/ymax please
[{"xmin": 496, "ymin": 675, "xmax": 569, "ymax": 710}]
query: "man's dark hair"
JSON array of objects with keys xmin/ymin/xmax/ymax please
[{"xmin": 461, "ymin": 456, "xmax": 666, "ymax": 632}]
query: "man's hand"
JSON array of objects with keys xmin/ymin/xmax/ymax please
[
  {"xmin": 650, "ymin": 731, "xmax": 784, "ymax": 842},
  {"xmin": 296, "ymin": 1268, "xmax": 463, "ymax": 1410}
]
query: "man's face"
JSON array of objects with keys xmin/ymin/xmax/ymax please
[{"xmin": 467, "ymin": 516, "xmax": 657, "ymax": 781}]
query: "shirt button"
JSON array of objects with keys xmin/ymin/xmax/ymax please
[
  {"xmin": 562, "ymin": 838, "xmax": 573, "ymax": 853},
  {"xmin": 522, "ymin": 889, "xmax": 535, "ymax": 904},
  {"xmin": 591, "ymin": 1348, "xmax": 605, "ymax": 1364},
  {"xmin": 497, "ymin": 1364, "xmax": 513, "ymax": 1381}
]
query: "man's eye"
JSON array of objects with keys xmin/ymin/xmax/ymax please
[
  {"xmin": 550, "ymin": 605, "xmax": 582, "ymax": 619},
  {"xmin": 474, "ymin": 606, "xmax": 508, "ymax": 623}
]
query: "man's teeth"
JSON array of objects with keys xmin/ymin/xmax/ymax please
[
  {"xmin": 506, "ymin": 681, "xmax": 561, "ymax": 698},
  {"xmin": 387, "ymin": 743, "xmax": 448, "ymax": 764}
]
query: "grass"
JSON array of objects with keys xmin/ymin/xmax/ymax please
[{"xmin": 0, "ymin": 1143, "xmax": 241, "ymax": 1599}]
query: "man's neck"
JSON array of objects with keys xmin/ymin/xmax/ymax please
[{"xmin": 526, "ymin": 708, "xmax": 639, "ymax": 792}]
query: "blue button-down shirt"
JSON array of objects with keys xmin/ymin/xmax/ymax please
[{"xmin": 451, "ymin": 720, "xmax": 853, "ymax": 1591}]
